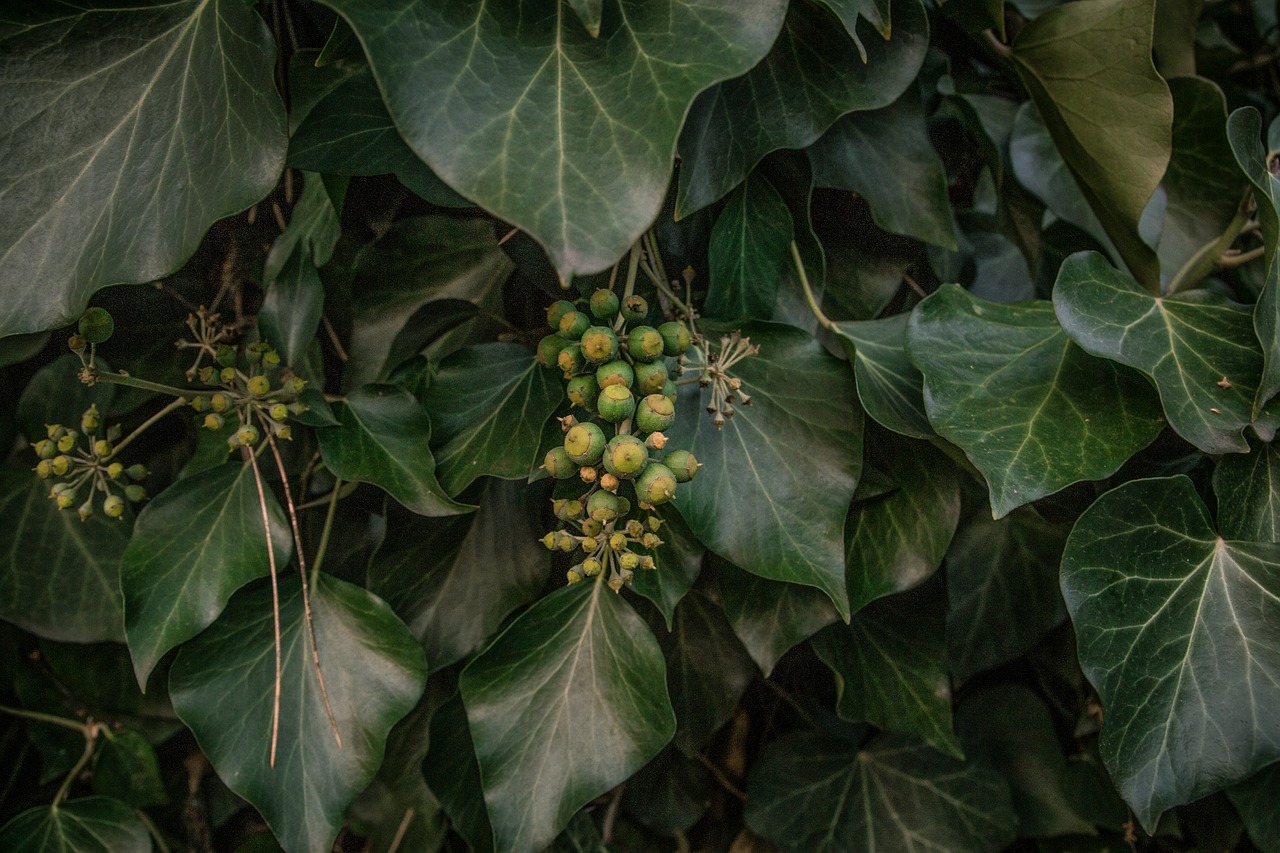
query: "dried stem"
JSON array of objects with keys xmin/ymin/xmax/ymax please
[{"xmin": 246, "ymin": 448, "xmax": 283, "ymax": 768}]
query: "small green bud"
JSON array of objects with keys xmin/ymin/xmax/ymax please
[
  {"xmin": 270, "ymin": 403, "xmax": 289, "ymax": 421},
  {"xmin": 210, "ymin": 393, "xmax": 229, "ymax": 412},
  {"xmin": 537, "ymin": 334, "xmax": 569, "ymax": 367},
  {"xmin": 609, "ymin": 532, "xmax": 628, "ymax": 551},
  {"xmin": 220, "ymin": 367, "xmax": 236, "ymax": 384},
  {"xmin": 92, "ymin": 439, "xmax": 112, "ymax": 457},
  {"xmin": 126, "ymin": 464, "xmax": 149, "ymax": 481},
  {"xmin": 626, "ymin": 519, "xmax": 644, "ymax": 537},
  {"xmin": 582, "ymin": 557, "xmax": 603, "ymax": 577},
  {"xmin": 247, "ymin": 375, "xmax": 270, "ymax": 397},
  {"xmin": 263, "ymin": 349, "xmax": 281, "ymax": 367},
  {"xmin": 289, "ymin": 377, "xmax": 307, "ymax": 393},
  {"xmin": 557, "ymin": 310, "xmax": 591, "ymax": 341},
  {"xmin": 658, "ymin": 322, "xmax": 692, "ymax": 356},
  {"xmin": 633, "ymin": 360, "xmax": 668, "ymax": 395},
  {"xmin": 635, "ymin": 394, "xmax": 675, "ymax": 433},
  {"xmin": 627, "ymin": 326, "xmax": 665, "ymax": 362},
  {"xmin": 557, "ymin": 343, "xmax": 585, "ymax": 376},
  {"xmin": 595, "ymin": 359, "xmax": 634, "ymax": 390},
  {"xmin": 587, "ymin": 490, "xmax": 621, "ymax": 522},
  {"xmin": 565, "ymin": 499, "xmax": 584, "ymax": 519},
  {"xmin": 544, "ymin": 446, "xmax": 579, "ymax": 479},
  {"xmin": 34, "ymin": 439, "xmax": 56, "ymax": 460},
  {"xmin": 546, "ymin": 299, "xmax": 577, "ymax": 330},
  {"xmin": 590, "ymin": 289, "xmax": 620, "ymax": 319},
  {"xmin": 599, "ymin": 472, "xmax": 620, "ymax": 492},
  {"xmin": 566, "ymin": 375, "xmax": 599, "ymax": 411},
  {"xmin": 642, "ymin": 533, "xmax": 662, "ymax": 549},
  {"xmin": 56, "ymin": 492, "xmax": 75, "ymax": 510},
  {"xmin": 203, "ymin": 413, "xmax": 224, "ymax": 431},
  {"xmin": 103, "ymin": 495, "xmax": 125, "ymax": 518},
  {"xmin": 581, "ymin": 536, "xmax": 599, "ymax": 552},
  {"xmin": 190, "ymin": 395, "xmax": 209, "ymax": 412},
  {"xmin": 245, "ymin": 346, "xmax": 262, "ymax": 365},
  {"xmin": 621, "ymin": 294, "xmax": 648, "ymax": 322},
  {"xmin": 46, "ymin": 424, "xmax": 65, "ymax": 440},
  {"xmin": 558, "ymin": 535, "xmax": 576, "ymax": 553},
  {"xmin": 580, "ymin": 326, "xmax": 618, "ymax": 364},
  {"xmin": 603, "ymin": 434, "xmax": 648, "ymax": 478},
  {"xmin": 68, "ymin": 334, "xmax": 87, "ymax": 354},
  {"xmin": 564, "ymin": 422, "xmax": 607, "ymax": 465},
  {"xmin": 648, "ymin": 515, "xmax": 663, "ymax": 532},
  {"xmin": 216, "ymin": 344, "xmax": 237, "ymax": 367},
  {"xmin": 597, "ymin": 384, "xmax": 636, "ymax": 423},
  {"xmin": 566, "ymin": 570, "xmax": 584, "ymax": 584},
  {"xmin": 619, "ymin": 552, "xmax": 641, "ymax": 571},
  {"xmin": 57, "ymin": 433, "xmax": 77, "ymax": 453},
  {"xmin": 581, "ymin": 518, "xmax": 603, "ymax": 537},
  {"xmin": 77, "ymin": 307, "xmax": 114, "ymax": 344},
  {"xmin": 80, "ymin": 405, "xmax": 100, "ymax": 433},
  {"xmin": 77, "ymin": 498, "xmax": 94, "ymax": 521},
  {"xmin": 35, "ymin": 459, "xmax": 53, "ymax": 479},
  {"xmin": 198, "ymin": 366, "xmax": 216, "ymax": 384},
  {"xmin": 663, "ymin": 449, "xmax": 699, "ymax": 483},
  {"xmin": 541, "ymin": 532, "xmax": 558, "ymax": 550},
  {"xmin": 106, "ymin": 462, "xmax": 124, "ymax": 479},
  {"xmin": 51, "ymin": 455, "xmax": 71, "ymax": 476},
  {"xmin": 124, "ymin": 484, "xmax": 147, "ymax": 503},
  {"xmin": 233, "ymin": 425, "xmax": 260, "ymax": 447}
]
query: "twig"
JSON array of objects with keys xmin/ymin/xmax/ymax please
[
  {"xmin": 498, "ymin": 226, "xmax": 519, "ymax": 245},
  {"xmin": 1219, "ymin": 244, "xmax": 1266, "ymax": 270},
  {"xmin": 601, "ymin": 783, "xmax": 625, "ymax": 843},
  {"xmin": 322, "ymin": 315, "xmax": 349, "ymax": 362},
  {"xmin": 52, "ymin": 721, "xmax": 99, "ymax": 807},
  {"xmin": 246, "ymin": 449, "xmax": 283, "ymax": 768},
  {"xmin": 790, "ymin": 241, "xmax": 834, "ymax": 332},
  {"xmin": 387, "ymin": 807, "xmax": 415, "ymax": 853},
  {"xmin": 109, "ymin": 398, "xmax": 187, "ymax": 458},
  {"xmin": 0, "ymin": 703, "xmax": 90, "ymax": 734},
  {"xmin": 310, "ymin": 478, "xmax": 344, "ymax": 584}
]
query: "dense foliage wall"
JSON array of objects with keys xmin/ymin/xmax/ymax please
[{"xmin": 0, "ymin": 1, "xmax": 1279, "ymax": 851}]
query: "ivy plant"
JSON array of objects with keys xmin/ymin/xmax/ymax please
[{"xmin": 1, "ymin": 1, "xmax": 1279, "ymax": 851}]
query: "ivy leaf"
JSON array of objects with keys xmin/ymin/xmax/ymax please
[
  {"xmin": 566, "ymin": 0, "xmax": 603, "ymax": 37},
  {"xmin": 945, "ymin": 506, "xmax": 1069, "ymax": 683},
  {"xmin": 170, "ymin": 574, "xmax": 427, "ymax": 853},
  {"xmin": 0, "ymin": 0, "xmax": 285, "ymax": 337},
  {"xmin": 264, "ymin": 172, "xmax": 341, "ymax": 285},
  {"xmin": 318, "ymin": 384, "xmax": 472, "ymax": 517},
  {"xmin": 0, "ymin": 797, "xmax": 149, "ymax": 853},
  {"xmin": 744, "ymin": 732, "xmax": 1017, "ymax": 853},
  {"xmin": 424, "ymin": 694, "xmax": 494, "ymax": 853},
  {"xmin": 1010, "ymin": 0, "xmax": 1173, "ymax": 292},
  {"xmin": 714, "ymin": 558, "xmax": 839, "ymax": 675},
  {"xmin": 0, "ymin": 466, "xmax": 128, "ymax": 644},
  {"xmin": 422, "ymin": 343, "xmax": 564, "ymax": 496},
  {"xmin": 808, "ymin": 86, "xmax": 956, "ymax": 249},
  {"xmin": 845, "ymin": 433, "xmax": 960, "ymax": 613},
  {"xmin": 629, "ymin": 505, "xmax": 704, "ymax": 629},
  {"xmin": 1054, "ymin": 250, "xmax": 1278, "ymax": 454},
  {"xmin": 91, "ymin": 730, "xmax": 167, "ymax": 808},
  {"xmin": 321, "ymin": 0, "xmax": 785, "ymax": 278},
  {"xmin": 1213, "ymin": 439, "xmax": 1280, "ymax": 542},
  {"xmin": 259, "ymin": 251, "xmax": 325, "ymax": 370},
  {"xmin": 368, "ymin": 478, "xmax": 549, "ymax": 670},
  {"xmin": 676, "ymin": 0, "xmax": 928, "ymax": 216},
  {"xmin": 834, "ymin": 314, "xmax": 931, "ymax": 439},
  {"xmin": 121, "ymin": 461, "xmax": 294, "ymax": 689},
  {"xmin": 705, "ymin": 173, "xmax": 795, "ymax": 323},
  {"xmin": 907, "ymin": 284, "xmax": 1163, "ymax": 517},
  {"xmin": 1228, "ymin": 763, "xmax": 1280, "ymax": 853},
  {"xmin": 669, "ymin": 322, "xmax": 863, "ymax": 618},
  {"xmin": 812, "ymin": 578, "xmax": 962, "ymax": 759},
  {"xmin": 1061, "ymin": 475, "xmax": 1280, "ymax": 830},
  {"xmin": 460, "ymin": 581, "xmax": 675, "ymax": 853},
  {"xmin": 1226, "ymin": 108, "xmax": 1280, "ymax": 411},
  {"xmin": 16, "ymin": 354, "xmax": 116, "ymax": 444},
  {"xmin": 623, "ymin": 746, "xmax": 714, "ymax": 835}
]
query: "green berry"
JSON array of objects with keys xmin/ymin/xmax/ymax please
[
  {"xmin": 124, "ymin": 484, "xmax": 147, "ymax": 503},
  {"xmin": 203, "ymin": 413, "xmax": 224, "ymax": 431},
  {"xmin": 34, "ymin": 439, "xmax": 56, "ymax": 460},
  {"xmin": 621, "ymin": 294, "xmax": 649, "ymax": 322},
  {"xmin": 566, "ymin": 375, "xmax": 599, "ymax": 411},
  {"xmin": 557, "ymin": 344, "xmax": 585, "ymax": 376},
  {"xmin": 77, "ymin": 499, "xmax": 94, "ymax": 521},
  {"xmin": 642, "ymin": 532, "xmax": 663, "ymax": 549},
  {"xmin": 581, "ymin": 518, "xmax": 603, "ymax": 537},
  {"xmin": 544, "ymin": 447, "xmax": 579, "ymax": 479},
  {"xmin": 636, "ymin": 463, "xmax": 678, "ymax": 505},
  {"xmin": 564, "ymin": 499, "xmax": 584, "ymax": 519},
  {"xmin": 56, "ymin": 433, "xmax": 77, "ymax": 453},
  {"xmin": 106, "ymin": 462, "xmax": 124, "ymax": 479},
  {"xmin": 233, "ymin": 425, "xmax": 260, "ymax": 447},
  {"xmin": 597, "ymin": 384, "xmax": 636, "ymax": 423},
  {"xmin": 289, "ymin": 377, "xmax": 307, "ymax": 394},
  {"xmin": 626, "ymin": 519, "xmax": 644, "ymax": 537},
  {"xmin": 581, "ymin": 536, "xmax": 599, "ymax": 552},
  {"xmin": 216, "ymin": 344, "xmax": 237, "ymax": 367},
  {"xmin": 198, "ymin": 366, "xmax": 216, "ymax": 384},
  {"xmin": 540, "ymin": 532, "xmax": 558, "ymax": 550},
  {"xmin": 616, "ymin": 496, "xmax": 631, "ymax": 516},
  {"xmin": 211, "ymin": 393, "xmax": 229, "ymax": 412},
  {"xmin": 582, "ymin": 557, "xmax": 603, "ymax": 576},
  {"xmin": 56, "ymin": 492, "xmax": 76, "ymax": 510},
  {"xmin": 609, "ymin": 532, "xmax": 628, "ymax": 551},
  {"xmin": 263, "ymin": 349, "xmax": 281, "ymax": 367},
  {"xmin": 103, "ymin": 495, "xmax": 125, "ymax": 519},
  {"xmin": 270, "ymin": 403, "xmax": 289, "ymax": 421},
  {"xmin": 566, "ymin": 570, "xmax": 584, "ymax": 584},
  {"xmin": 80, "ymin": 405, "xmax": 100, "ymax": 433},
  {"xmin": 564, "ymin": 422, "xmax": 607, "ymax": 465},
  {"xmin": 191, "ymin": 395, "xmax": 209, "ymax": 412},
  {"xmin": 619, "ymin": 552, "xmax": 641, "ymax": 571},
  {"xmin": 35, "ymin": 459, "xmax": 52, "ymax": 479},
  {"xmin": 634, "ymin": 394, "xmax": 676, "ymax": 433},
  {"xmin": 580, "ymin": 326, "xmax": 618, "ymax": 363},
  {"xmin": 663, "ymin": 449, "xmax": 699, "ymax": 483},
  {"xmin": 46, "ymin": 424, "xmax": 65, "ymax": 440},
  {"xmin": 247, "ymin": 375, "xmax": 270, "ymax": 396},
  {"xmin": 220, "ymin": 367, "xmax": 236, "ymax": 384},
  {"xmin": 547, "ymin": 300, "xmax": 577, "ymax": 330},
  {"xmin": 633, "ymin": 360, "xmax": 668, "ymax": 395},
  {"xmin": 245, "ymin": 346, "xmax": 262, "ymax": 365},
  {"xmin": 627, "ymin": 326, "xmax": 665, "ymax": 362},
  {"xmin": 77, "ymin": 307, "xmax": 114, "ymax": 344},
  {"xmin": 662, "ymin": 379, "xmax": 677, "ymax": 405},
  {"xmin": 590, "ymin": 289, "xmax": 620, "ymax": 319},
  {"xmin": 126, "ymin": 464, "xmax": 149, "ymax": 481},
  {"xmin": 658, "ymin": 322, "xmax": 692, "ymax": 356},
  {"xmin": 51, "ymin": 455, "xmax": 71, "ymax": 476},
  {"xmin": 603, "ymin": 434, "xmax": 648, "ymax": 479},
  {"xmin": 92, "ymin": 439, "xmax": 112, "ymax": 458},
  {"xmin": 537, "ymin": 334, "xmax": 568, "ymax": 367},
  {"xmin": 587, "ymin": 490, "xmax": 621, "ymax": 522},
  {"xmin": 558, "ymin": 310, "xmax": 591, "ymax": 341},
  {"xmin": 596, "ymin": 359, "xmax": 634, "ymax": 389}
]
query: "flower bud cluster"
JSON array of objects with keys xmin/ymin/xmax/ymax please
[
  {"xmin": 189, "ymin": 342, "xmax": 307, "ymax": 450},
  {"xmin": 33, "ymin": 407, "xmax": 149, "ymax": 521}
]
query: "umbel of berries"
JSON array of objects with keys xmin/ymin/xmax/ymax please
[{"xmin": 539, "ymin": 289, "xmax": 701, "ymax": 590}]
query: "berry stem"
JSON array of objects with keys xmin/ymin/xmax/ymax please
[
  {"xmin": 0, "ymin": 703, "xmax": 91, "ymax": 734},
  {"xmin": 81, "ymin": 368, "xmax": 210, "ymax": 399},
  {"xmin": 51, "ymin": 721, "xmax": 100, "ymax": 808},
  {"xmin": 108, "ymin": 397, "xmax": 187, "ymax": 459},
  {"xmin": 790, "ymin": 241, "xmax": 834, "ymax": 333},
  {"xmin": 310, "ymin": 477, "xmax": 343, "ymax": 588}
]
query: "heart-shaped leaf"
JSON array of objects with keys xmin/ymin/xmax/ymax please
[
  {"xmin": 318, "ymin": 384, "xmax": 472, "ymax": 516},
  {"xmin": 744, "ymin": 732, "xmax": 1017, "ymax": 853},
  {"xmin": 170, "ymin": 574, "xmax": 427, "ymax": 853},
  {"xmin": 0, "ymin": 798, "xmax": 149, "ymax": 853},
  {"xmin": 321, "ymin": 0, "xmax": 786, "ymax": 277},
  {"xmin": 908, "ymin": 284, "xmax": 1163, "ymax": 517},
  {"xmin": 368, "ymin": 478, "xmax": 549, "ymax": 670},
  {"xmin": 0, "ymin": 0, "xmax": 285, "ymax": 337},
  {"xmin": 421, "ymin": 343, "xmax": 564, "ymax": 496},
  {"xmin": 676, "ymin": 0, "xmax": 928, "ymax": 216},
  {"xmin": 834, "ymin": 314, "xmax": 931, "ymax": 439},
  {"xmin": 459, "ymin": 580, "xmax": 675, "ymax": 853},
  {"xmin": 668, "ymin": 322, "xmax": 863, "ymax": 619},
  {"xmin": 0, "ymin": 466, "xmax": 128, "ymax": 643},
  {"xmin": 1214, "ymin": 439, "xmax": 1280, "ymax": 542},
  {"xmin": 714, "ymin": 558, "xmax": 839, "ymax": 675},
  {"xmin": 705, "ymin": 173, "xmax": 795, "ymax": 322},
  {"xmin": 121, "ymin": 461, "xmax": 293, "ymax": 688},
  {"xmin": 1010, "ymin": 0, "xmax": 1172, "ymax": 292},
  {"xmin": 424, "ymin": 694, "xmax": 494, "ymax": 853},
  {"xmin": 91, "ymin": 730, "xmax": 167, "ymax": 808},
  {"xmin": 1061, "ymin": 475, "xmax": 1280, "ymax": 830},
  {"xmin": 629, "ymin": 504, "xmax": 705, "ymax": 629},
  {"xmin": 1054, "ymin": 250, "xmax": 1279, "ymax": 454}
]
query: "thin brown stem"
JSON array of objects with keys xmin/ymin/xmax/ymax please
[
  {"xmin": 322, "ymin": 315, "xmax": 349, "ymax": 362},
  {"xmin": 498, "ymin": 226, "xmax": 519, "ymax": 245},
  {"xmin": 246, "ymin": 449, "xmax": 283, "ymax": 768},
  {"xmin": 1219, "ymin": 245, "xmax": 1267, "ymax": 270},
  {"xmin": 386, "ymin": 808, "xmax": 416, "ymax": 853},
  {"xmin": 984, "ymin": 29, "xmax": 1013, "ymax": 59}
]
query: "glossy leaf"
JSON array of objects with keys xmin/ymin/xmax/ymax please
[
  {"xmin": 422, "ymin": 343, "xmax": 563, "ymax": 496},
  {"xmin": 668, "ymin": 322, "xmax": 863, "ymax": 619},
  {"xmin": 15, "ymin": 354, "xmax": 116, "ymax": 444},
  {"xmin": 1228, "ymin": 763, "xmax": 1280, "ymax": 853},
  {"xmin": 705, "ymin": 173, "xmax": 794, "ymax": 322},
  {"xmin": 0, "ymin": 0, "xmax": 285, "ymax": 336},
  {"xmin": 424, "ymin": 694, "xmax": 495, "ymax": 853},
  {"xmin": 170, "ymin": 574, "xmax": 427, "ymax": 853},
  {"xmin": 1061, "ymin": 475, "xmax": 1280, "ymax": 830},
  {"xmin": 92, "ymin": 730, "xmax": 167, "ymax": 808},
  {"xmin": 834, "ymin": 314, "xmax": 931, "ymax": 439},
  {"xmin": 259, "ymin": 251, "xmax": 325, "ymax": 370},
  {"xmin": 0, "ymin": 797, "xmax": 149, "ymax": 853},
  {"xmin": 813, "ymin": 579, "xmax": 962, "ymax": 759},
  {"xmin": 368, "ymin": 478, "xmax": 549, "ymax": 670},
  {"xmin": 629, "ymin": 505, "xmax": 704, "ymax": 629},
  {"xmin": 1054, "ymin": 250, "xmax": 1279, "ymax": 454},
  {"xmin": 1011, "ymin": 0, "xmax": 1173, "ymax": 292},
  {"xmin": 715, "ymin": 558, "xmax": 840, "ymax": 675},
  {"xmin": 744, "ymin": 732, "xmax": 1017, "ymax": 853},
  {"xmin": 122, "ymin": 461, "xmax": 293, "ymax": 688},
  {"xmin": 0, "ymin": 466, "xmax": 128, "ymax": 643},
  {"xmin": 460, "ymin": 581, "xmax": 675, "ymax": 853},
  {"xmin": 623, "ymin": 746, "xmax": 714, "ymax": 834},
  {"xmin": 318, "ymin": 384, "xmax": 471, "ymax": 516},
  {"xmin": 908, "ymin": 284, "xmax": 1163, "ymax": 517},
  {"xmin": 1214, "ymin": 439, "xmax": 1280, "ymax": 542},
  {"xmin": 322, "ymin": 0, "xmax": 786, "ymax": 277},
  {"xmin": 677, "ymin": 0, "xmax": 928, "ymax": 216}
]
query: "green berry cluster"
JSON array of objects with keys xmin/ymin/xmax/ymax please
[
  {"xmin": 188, "ymin": 342, "xmax": 306, "ymax": 449},
  {"xmin": 33, "ymin": 406, "xmax": 149, "ymax": 520},
  {"xmin": 538, "ymin": 290, "xmax": 700, "ymax": 589}
]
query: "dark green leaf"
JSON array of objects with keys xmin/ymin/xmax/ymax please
[
  {"xmin": 845, "ymin": 433, "xmax": 959, "ymax": 612},
  {"xmin": 424, "ymin": 694, "xmax": 494, "ymax": 853},
  {"xmin": 16, "ymin": 355, "xmax": 116, "ymax": 444},
  {"xmin": 663, "ymin": 591, "xmax": 756, "ymax": 755},
  {"xmin": 676, "ymin": 0, "xmax": 928, "ymax": 216},
  {"xmin": 0, "ymin": 797, "xmax": 149, "ymax": 853},
  {"xmin": 945, "ymin": 506, "xmax": 1069, "ymax": 683},
  {"xmin": 259, "ymin": 252, "xmax": 325, "ymax": 370},
  {"xmin": 368, "ymin": 478, "xmax": 549, "ymax": 670},
  {"xmin": 422, "ymin": 343, "xmax": 563, "ymax": 496},
  {"xmin": 121, "ymin": 461, "xmax": 293, "ymax": 689},
  {"xmin": 744, "ymin": 732, "xmax": 1017, "ymax": 853},
  {"xmin": 322, "ymin": 0, "xmax": 785, "ymax": 277},
  {"xmin": 459, "ymin": 581, "xmax": 674, "ymax": 853},
  {"xmin": 1228, "ymin": 763, "xmax": 1280, "ymax": 853},
  {"xmin": 809, "ymin": 86, "xmax": 956, "ymax": 249},
  {"xmin": 1214, "ymin": 439, "xmax": 1280, "ymax": 542},
  {"xmin": 1054, "ymin": 250, "xmax": 1278, "ymax": 454},
  {"xmin": 629, "ymin": 505, "xmax": 704, "ymax": 630},
  {"xmin": 384, "ymin": 300, "xmax": 480, "ymax": 380},
  {"xmin": 714, "ymin": 558, "xmax": 839, "ymax": 675},
  {"xmin": 0, "ymin": 466, "xmax": 128, "ymax": 643},
  {"xmin": 813, "ymin": 578, "xmax": 962, "ymax": 759},
  {"xmin": 1061, "ymin": 475, "xmax": 1280, "ymax": 830},
  {"xmin": 566, "ymin": 0, "xmax": 603, "ymax": 37},
  {"xmin": 668, "ymin": 322, "xmax": 863, "ymax": 618},
  {"xmin": 908, "ymin": 284, "xmax": 1163, "ymax": 517},
  {"xmin": 0, "ymin": 0, "xmax": 285, "ymax": 336},
  {"xmin": 705, "ymin": 174, "xmax": 794, "ymax": 322},
  {"xmin": 264, "ymin": 171, "xmax": 341, "ymax": 285},
  {"xmin": 835, "ymin": 315, "xmax": 930, "ymax": 439},
  {"xmin": 170, "ymin": 575, "xmax": 427, "ymax": 853},
  {"xmin": 92, "ymin": 730, "xmax": 167, "ymax": 808},
  {"xmin": 318, "ymin": 384, "xmax": 472, "ymax": 516},
  {"xmin": 1011, "ymin": 0, "xmax": 1173, "ymax": 292},
  {"xmin": 622, "ymin": 746, "xmax": 713, "ymax": 834}
]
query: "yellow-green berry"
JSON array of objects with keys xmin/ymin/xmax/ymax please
[
  {"xmin": 51, "ymin": 456, "xmax": 71, "ymax": 476},
  {"xmin": 587, "ymin": 490, "xmax": 621, "ymax": 522},
  {"xmin": 566, "ymin": 375, "xmax": 599, "ymax": 411},
  {"xmin": 270, "ymin": 403, "xmax": 289, "ymax": 421},
  {"xmin": 557, "ymin": 343, "xmax": 585, "ymax": 376},
  {"xmin": 581, "ymin": 518, "xmax": 603, "ymax": 538},
  {"xmin": 107, "ymin": 462, "xmax": 124, "ymax": 479},
  {"xmin": 580, "ymin": 326, "xmax": 618, "ymax": 364},
  {"xmin": 191, "ymin": 395, "xmax": 208, "ymax": 412},
  {"xmin": 627, "ymin": 326, "xmax": 665, "ymax": 362},
  {"xmin": 57, "ymin": 433, "xmax": 77, "ymax": 453},
  {"xmin": 566, "ymin": 570, "xmax": 584, "ymax": 584},
  {"xmin": 537, "ymin": 334, "xmax": 569, "ymax": 367},
  {"xmin": 564, "ymin": 422, "xmax": 607, "ymax": 465},
  {"xmin": 590, "ymin": 289, "xmax": 620, "ymax": 319},
  {"xmin": 636, "ymin": 463, "xmax": 677, "ymax": 505},
  {"xmin": 125, "ymin": 484, "xmax": 147, "ymax": 503},
  {"xmin": 596, "ymin": 359, "xmax": 634, "ymax": 389},
  {"xmin": 635, "ymin": 394, "xmax": 675, "ymax": 433},
  {"xmin": 215, "ymin": 344, "xmax": 237, "ymax": 367},
  {"xmin": 103, "ymin": 495, "xmax": 125, "ymax": 518},
  {"xmin": 546, "ymin": 299, "xmax": 577, "ymax": 330},
  {"xmin": 597, "ymin": 384, "xmax": 636, "ymax": 423},
  {"xmin": 603, "ymin": 434, "xmax": 648, "ymax": 479},
  {"xmin": 56, "ymin": 492, "xmax": 76, "ymax": 510},
  {"xmin": 81, "ymin": 405, "xmax": 100, "ymax": 433},
  {"xmin": 210, "ymin": 393, "xmax": 229, "ymax": 412},
  {"xmin": 126, "ymin": 464, "xmax": 149, "ymax": 480},
  {"xmin": 582, "ymin": 557, "xmax": 603, "ymax": 577},
  {"xmin": 93, "ymin": 440, "xmax": 112, "ymax": 457},
  {"xmin": 609, "ymin": 532, "xmax": 628, "ymax": 551},
  {"xmin": 544, "ymin": 446, "xmax": 579, "ymax": 479},
  {"xmin": 621, "ymin": 294, "xmax": 648, "ymax": 322},
  {"xmin": 35, "ymin": 460, "xmax": 53, "ymax": 479},
  {"xmin": 234, "ymin": 425, "xmax": 260, "ymax": 447},
  {"xmin": 558, "ymin": 310, "xmax": 591, "ymax": 341},
  {"xmin": 659, "ymin": 322, "xmax": 692, "ymax": 356},
  {"xmin": 247, "ymin": 375, "xmax": 270, "ymax": 396},
  {"xmin": 619, "ymin": 552, "xmax": 641, "ymax": 571},
  {"xmin": 581, "ymin": 536, "xmax": 599, "ymax": 552},
  {"xmin": 663, "ymin": 449, "xmax": 699, "ymax": 483},
  {"xmin": 220, "ymin": 367, "xmax": 236, "ymax": 384}
]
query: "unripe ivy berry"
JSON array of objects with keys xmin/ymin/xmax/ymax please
[
  {"xmin": 46, "ymin": 424, "xmax": 65, "ymax": 440},
  {"xmin": 56, "ymin": 492, "xmax": 76, "ymax": 510},
  {"xmin": 126, "ymin": 464, "xmax": 149, "ymax": 480},
  {"xmin": 234, "ymin": 425, "xmax": 259, "ymax": 447},
  {"xmin": 52, "ymin": 455, "xmax": 71, "ymax": 476},
  {"xmin": 245, "ymin": 346, "xmax": 262, "ymax": 365},
  {"xmin": 590, "ymin": 289, "xmax": 620, "ymax": 319},
  {"xmin": 124, "ymin": 484, "xmax": 147, "ymax": 503},
  {"xmin": 547, "ymin": 300, "xmax": 577, "ymax": 330},
  {"xmin": 198, "ymin": 366, "xmax": 216, "ymax": 384},
  {"xmin": 540, "ymin": 532, "xmax": 558, "ymax": 550},
  {"xmin": 616, "ymin": 496, "xmax": 631, "ymax": 516},
  {"xmin": 658, "ymin": 321, "xmax": 692, "ymax": 356},
  {"xmin": 564, "ymin": 422, "xmax": 607, "ymax": 465},
  {"xmin": 204, "ymin": 413, "xmax": 223, "ymax": 430},
  {"xmin": 565, "ymin": 499, "xmax": 584, "ymax": 519},
  {"xmin": 627, "ymin": 326, "xmax": 665, "ymax": 362},
  {"xmin": 619, "ymin": 552, "xmax": 640, "ymax": 571},
  {"xmin": 626, "ymin": 519, "xmax": 644, "ymax": 537},
  {"xmin": 566, "ymin": 375, "xmax": 599, "ymax": 411},
  {"xmin": 662, "ymin": 379, "xmax": 677, "ymax": 405},
  {"xmin": 648, "ymin": 515, "xmax": 663, "ymax": 532},
  {"xmin": 621, "ymin": 294, "xmax": 649, "ymax": 322},
  {"xmin": 558, "ymin": 535, "xmax": 576, "ymax": 553},
  {"xmin": 642, "ymin": 532, "xmax": 662, "ymax": 549},
  {"xmin": 557, "ymin": 344, "xmax": 585, "ymax": 376},
  {"xmin": 603, "ymin": 434, "xmax": 648, "ymax": 479},
  {"xmin": 557, "ymin": 310, "xmax": 591, "ymax": 341},
  {"xmin": 92, "ymin": 439, "xmax": 112, "ymax": 458},
  {"xmin": 81, "ymin": 405, "xmax": 100, "ymax": 433},
  {"xmin": 635, "ymin": 394, "xmax": 675, "ymax": 433},
  {"xmin": 640, "ymin": 555, "xmax": 656, "ymax": 571},
  {"xmin": 581, "ymin": 536, "xmax": 599, "ymax": 552},
  {"xmin": 537, "ymin": 334, "xmax": 568, "ymax": 367},
  {"xmin": 34, "ymin": 439, "xmax": 56, "ymax": 460},
  {"xmin": 220, "ymin": 367, "xmax": 236, "ymax": 384},
  {"xmin": 636, "ymin": 463, "xmax": 677, "ymax": 505},
  {"xmin": 566, "ymin": 570, "xmax": 583, "ymax": 584},
  {"xmin": 270, "ymin": 403, "xmax": 289, "ymax": 421},
  {"xmin": 587, "ymin": 490, "xmax": 621, "ymax": 522},
  {"xmin": 190, "ymin": 395, "xmax": 208, "ymax": 412},
  {"xmin": 263, "ymin": 350, "xmax": 281, "ymax": 367},
  {"xmin": 544, "ymin": 447, "xmax": 579, "ymax": 479},
  {"xmin": 210, "ymin": 393, "xmax": 229, "ymax": 413},
  {"xmin": 289, "ymin": 377, "xmax": 307, "ymax": 394},
  {"xmin": 103, "ymin": 495, "xmax": 125, "ymax": 519},
  {"xmin": 77, "ymin": 307, "xmax": 114, "ymax": 344},
  {"xmin": 57, "ymin": 433, "xmax": 77, "ymax": 453},
  {"xmin": 582, "ymin": 557, "xmax": 603, "ymax": 577},
  {"xmin": 35, "ymin": 460, "xmax": 53, "ymax": 479},
  {"xmin": 580, "ymin": 326, "xmax": 618, "ymax": 363},
  {"xmin": 663, "ymin": 449, "xmax": 699, "ymax": 483},
  {"xmin": 107, "ymin": 462, "xmax": 124, "ymax": 479},
  {"xmin": 596, "ymin": 359, "xmax": 634, "ymax": 390},
  {"xmin": 215, "ymin": 344, "xmax": 237, "ymax": 367},
  {"xmin": 581, "ymin": 518, "xmax": 603, "ymax": 538},
  {"xmin": 597, "ymin": 384, "xmax": 636, "ymax": 423},
  {"xmin": 247, "ymin": 375, "xmax": 270, "ymax": 397},
  {"xmin": 68, "ymin": 334, "xmax": 87, "ymax": 354},
  {"xmin": 78, "ymin": 498, "xmax": 94, "ymax": 521},
  {"xmin": 609, "ymin": 532, "xmax": 628, "ymax": 551}
]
